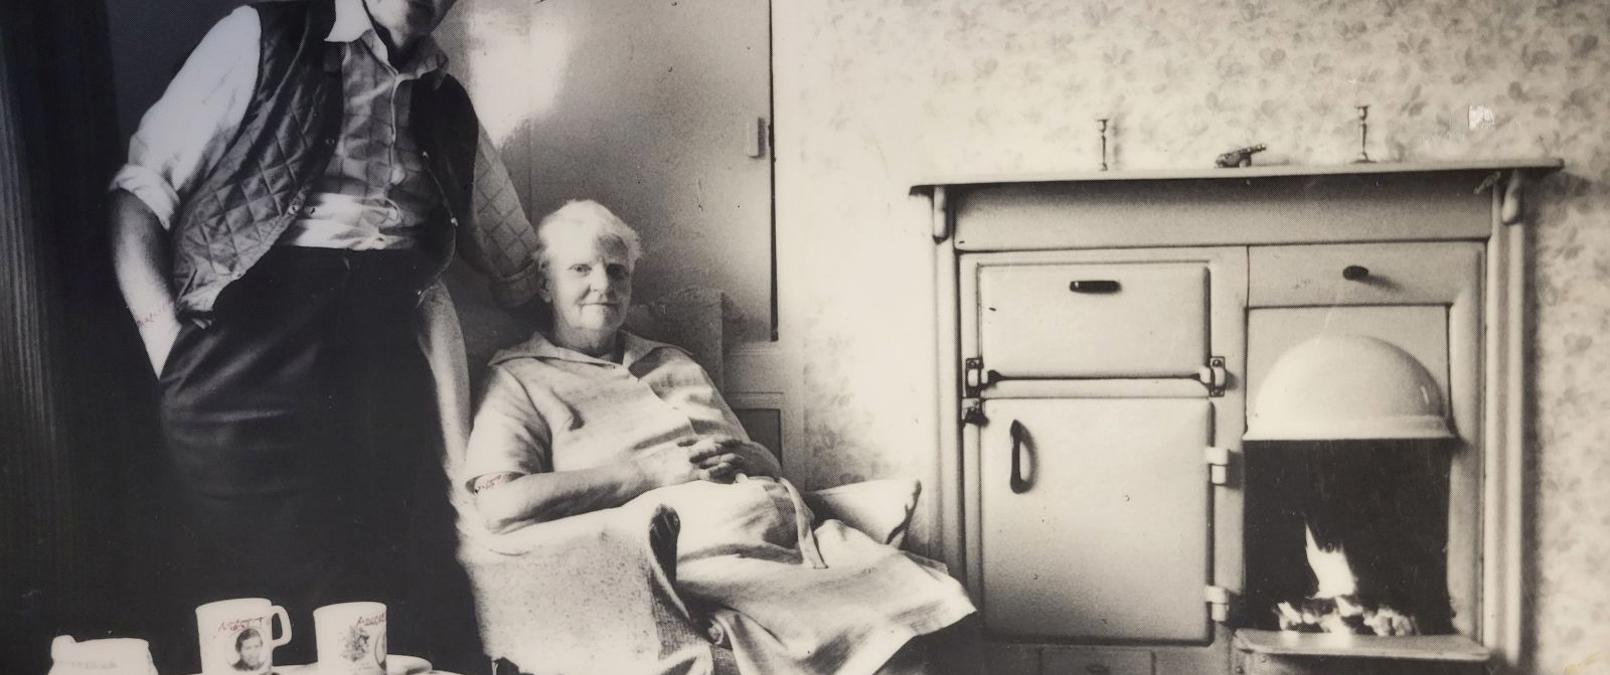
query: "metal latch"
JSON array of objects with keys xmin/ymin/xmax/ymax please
[
  {"xmin": 962, "ymin": 401, "xmax": 989, "ymax": 426},
  {"xmin": 963, "ymin": 358, "xmax": 999, "ymax": 396},
  {"xmin": 1205, "ymin": 446, "xmax": 1230, "ymax": 485},
  {"xmin": 1205, "ymin": 586, "xmax": 1233, "ymax": 623},
  {"xmin": 1197, "ymin": 356, "xmax": 1228, "ymax": 397},
  {"xmin": 744, "ymin": 116, "xmax": 770, "ymax": 159}
]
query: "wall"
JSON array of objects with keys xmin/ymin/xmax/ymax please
[{"xmin": 770, "ymin": 1, "xmax": 1610, "ymax": 673}]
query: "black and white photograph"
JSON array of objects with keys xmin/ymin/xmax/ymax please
[{"xmin": 2, "ymin": 1, "xmax": 1607, "ymax": 674}]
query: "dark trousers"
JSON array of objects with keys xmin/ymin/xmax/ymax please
[{"xmin": 153, "ymin": 247, "xmax": 482, "ymax": 673}]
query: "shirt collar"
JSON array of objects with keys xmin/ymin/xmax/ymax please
[
  {"xmin": 328, "ymin": 0, "xmax": 450, "ymax": 79},
  {"xmin": 327, "ymin": 0, "xmax": 373, "ymax": 43},
  {"xmin": 499, "ymin": 331, "xmax": 671, "ymax": 369}
]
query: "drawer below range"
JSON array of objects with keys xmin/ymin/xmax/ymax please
[{"xmin": 982, "ymin": 642, "xmax": 1233, "ymax": 675}]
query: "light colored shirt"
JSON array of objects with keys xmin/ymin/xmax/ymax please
[
  {"xmin": 461, "ymin": 331, "xmax": 750, "ymax": 489},
  {"xmin": 285, "ymin": 0, "xmax": 445, "ymax": 249},
  {"xmin": 111, "ymin": 0, "xmax": 517, "ymax": 252}
]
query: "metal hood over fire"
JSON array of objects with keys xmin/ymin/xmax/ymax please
[{"xmin": 1245, "ymin": 335, "xmax": 1456, "ymax": 442}]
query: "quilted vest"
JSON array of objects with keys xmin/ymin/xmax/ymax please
[{"xmin": 169, "ymin": 0, "xmax": 478, "ymax": 314}]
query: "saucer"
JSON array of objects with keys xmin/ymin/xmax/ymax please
[
  {"xmin": 197, "ymin": 655, "xmax": 439, "ymax": 675},
  {"xmin": 387, "ymin": 655, "xmax": 432, "ymax": 675}
]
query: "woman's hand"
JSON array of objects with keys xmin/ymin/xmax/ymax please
[
  {"xmin": 635, "ymin": 436, "xmax": 781, "ymax": 488},
  {"xmin": 635, "ymin": 438, "xmax": 738, "ymax": 489},
  {"xmin": 707, "ymin": 436, "xmax": 782, "ymax": 479},
  {"xmin": 474, "ymin": 436, "xmax": 778, "ymax": 534}
]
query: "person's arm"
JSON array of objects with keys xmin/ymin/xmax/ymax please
[
  {"xmin": 681, "ymin": 356, "xmax": 781, "ymax": 478},
  {"xmin": 464, "ymin": 365, "xmax": 749, "ymax": 533},
  {"xmin": 107, "ymin": 6, "xmax": 258, "ymax": 374},
  {"xmin": 457, "ymin": 124, "xmax": 543, "ymax": 309},
  {"xmin": 109, "ymin": 7, "xmax": 258, "ymax": 229},
  {"xmin": 473, "ymin": 438, "xmax": 738, "ymax": 534},
  {"xmin": 110, "ymin": 190, "xmax": 182, "ymax": 374}
]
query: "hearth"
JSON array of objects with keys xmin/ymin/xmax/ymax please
[{"xmin": 1244, "ymin": 440, "xmax": 1454, "ymax": 637}]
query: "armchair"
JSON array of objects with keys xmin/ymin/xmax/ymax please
[{"xmin": 417, "ymin": 284, "xmax": 940, "ymax": 675}]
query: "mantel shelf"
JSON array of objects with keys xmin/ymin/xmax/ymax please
[
  {"xmin": 912, "ymin": 157, "xmax": 1562, "ymax": 191},
  {"xmin": 1234, "ymin": 629, "xmax": 1490, "ymax": 663}
]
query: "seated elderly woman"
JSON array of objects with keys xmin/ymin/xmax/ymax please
[{"xmin": 460, "ymin": 200, "xmax": 975, "ymax": 674}]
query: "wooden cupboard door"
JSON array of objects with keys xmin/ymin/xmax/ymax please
[
  {"xmin": 978, "ymin": 398, "xmax": 1213, "ymax": 643},
  {"xmin": 522, "ymin": 0, "xmax": 774, "ymax": 341},
  {"xmin": 978, "ymin": 262, "xmax": 1209, "ymax": 379}
]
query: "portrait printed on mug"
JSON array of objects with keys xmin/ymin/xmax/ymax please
[{"xmin": 194, "ymin": 599, "xmax": 290, "ymax": 675}]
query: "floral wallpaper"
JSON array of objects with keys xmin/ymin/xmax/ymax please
[{"xmin": 771, "ymin": 0, "xmax": 1610, "ymax": 672}]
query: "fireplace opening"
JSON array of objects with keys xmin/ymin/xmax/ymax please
[{"xmin": 1243, "ymin": 439, "xmax": 1455, "ymax": 636}]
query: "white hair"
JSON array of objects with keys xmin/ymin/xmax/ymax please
[{"xmin": 533, "ymin": 199, "xmax": 643, "ymax": 269}]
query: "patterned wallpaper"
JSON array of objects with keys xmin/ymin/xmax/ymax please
[{"xmin": 770, "ymin": 0, "xmax": 1610, "ymax": 672}]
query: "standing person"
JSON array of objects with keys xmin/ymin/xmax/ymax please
[{"xmin": 107, "ymin": 0, "xmax": 541, "ymax": 671}]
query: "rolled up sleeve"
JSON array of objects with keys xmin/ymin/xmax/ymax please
[
  {"xmin": 462, "ymin": 365, "xmax": 554, "ymax": 491},
  {"xmin": 109, "ymin": 6, "xmax": 259, "ymax": 228}
]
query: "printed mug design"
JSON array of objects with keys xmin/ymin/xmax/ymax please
[
  {"xmin": 204, "ymin": 617, "xmax": 270, "ymax": 673},
  {"xmin": 228, "ymin": 626, "xmax": 268, "ymax": 672},
  {"xmin": 195, "ymin": 599, "xmax": 290, "ymax": 675},
  {"xmin": 338, "ymin": 623, "xmax": 385, "ymax": 667},
  {"xmin": 315, "ymin": 603, "xmax": 387, "ymax": 675}
]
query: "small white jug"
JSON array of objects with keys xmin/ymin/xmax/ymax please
[{"xmin": 48, "ymin": 635, "xmax": 160, "ymax": 675}]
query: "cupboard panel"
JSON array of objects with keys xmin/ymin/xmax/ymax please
[
  {"xmin": 1248, "ymin": 242, "xmax": 1481, "ymax": 308},
  {"xmin": 978, "ymin": 263, "xmax": 1209, "ymax": 379},
  {"xmin": 978, "ymin": 398, "xmax": 1214, "ymax": 642}
]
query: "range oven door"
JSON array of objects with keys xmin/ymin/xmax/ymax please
[{"xmin": 973, "ymin": 397, "xmax": 1215, "ymax": 643}]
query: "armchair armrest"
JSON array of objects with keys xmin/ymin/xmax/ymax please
[
  {"xmin": 460, "ymin": 498, "xmax": 714, "ymax": 674},
  {"xmin": 802, "ymin": 479, "xmax": 922, "ymax": 549}
]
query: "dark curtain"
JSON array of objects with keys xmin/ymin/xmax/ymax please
[{"xmin": 1, "ymin": 3, "xmax": 165, "ymax": 673}]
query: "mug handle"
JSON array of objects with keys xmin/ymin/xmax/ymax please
[{"xmin": 268, "ymin": 605, "xmax": 293, "ymax": 648}]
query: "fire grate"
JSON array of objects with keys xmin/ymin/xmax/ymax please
[{"xmin": 1243, "ymin": 440, "xmax": 1456, "ymax": 637}]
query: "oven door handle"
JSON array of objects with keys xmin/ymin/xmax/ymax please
[
  {"xmin": 1009, "ymin": 420, "xmax": 1032, "ymax": 494},
  {"xmin": 1068, "ymin": 279, "xmax": 1121, "ymax": 293}
]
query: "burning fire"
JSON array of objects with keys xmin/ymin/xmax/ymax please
[{"xmin": 1274, "ymin": 524, "xmax": 1420, "ymax": 636}]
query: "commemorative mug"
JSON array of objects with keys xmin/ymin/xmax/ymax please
[
  {"xmin": 195, "ymin": 598, "xmax": 291, "ymax": 675},
  {"xmin": 314, "ymin": 602, "xmax": 387, "ymax": 675},
  {"xmin": 48, "ymin": 635, "xmax": 158, "ymax": 675}
]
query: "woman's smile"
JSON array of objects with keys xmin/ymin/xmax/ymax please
[{"xmin": 538, "ymin": 224, "xmax": 636, "ymax": 356}]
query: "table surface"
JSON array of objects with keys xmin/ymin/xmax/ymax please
[
  {"xmin": 187, "ymin": 657, "xmax": 459, "ymax": 675},
  {"xmin": 186, "ymin": 670, "xmax": 459, "ymax": 675},
  {"xmin": 269, "ymin": 668, "xmax": 460, "ymax": 675}
]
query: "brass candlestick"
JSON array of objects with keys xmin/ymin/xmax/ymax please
[
  {"xmin": 1097, "ymin": 117, "xmax": 1110, "ymax": 171},
  {"xmin": 1354, "ymin": 105, "xmax": 1373, "ymax": 163}
]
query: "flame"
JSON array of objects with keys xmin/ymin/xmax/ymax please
[
  {"xmin": 1273, "ymin": 524, "xmax": 1421, "ymax": 636},
  {"xmin": 1304, "ymin": 524, "xmax": 1356, "ymax": 599}
]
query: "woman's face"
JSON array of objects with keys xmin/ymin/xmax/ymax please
[{"xmin": 540, "ymin": 232, "xmax": 634, "ymax": 337}]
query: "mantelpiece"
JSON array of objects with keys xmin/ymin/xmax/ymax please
[{"xmin": 916, "ymin": 159, "xmax": 1562, "ymax": 675}]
